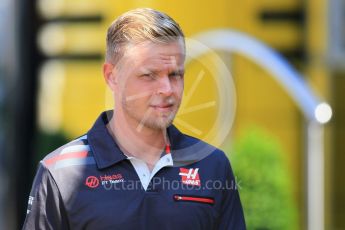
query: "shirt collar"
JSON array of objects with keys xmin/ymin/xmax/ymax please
[
  {"xmin": 87, "ymin": 110, "xmax": 215, "ymax": 169},
  {"xmin": 87, "ymin": 111, "xmax": 127, "ymax": 169},
  {"xmin": 87, "ymin": 110, "xmax": 184, "ymax": 170}
]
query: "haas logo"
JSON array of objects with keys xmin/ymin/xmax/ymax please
[
  {"xmin": 179, "ymin": 168, "xmax": 201, "ymax": 186},
  {"xmin": 85, "ymin": 176, "xmax": 99, "ymax": 188}
]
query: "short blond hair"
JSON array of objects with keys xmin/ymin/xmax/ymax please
[{"xmin": 106, "ymin": 8, "xmax": 185, "ymax": 64}]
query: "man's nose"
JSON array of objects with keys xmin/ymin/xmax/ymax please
[{"xmin": 157, "ymin": 76, "xmax": 173, "ymax": 95}]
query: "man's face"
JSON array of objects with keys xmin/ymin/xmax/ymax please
[{"xmin": 113, "ymin": 40, "xmax": 185, "ymax": 130}]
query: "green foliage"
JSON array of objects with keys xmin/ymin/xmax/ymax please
[{"xmin": 227, "ymin": 128, "xmax": 299, "ymax": 230}]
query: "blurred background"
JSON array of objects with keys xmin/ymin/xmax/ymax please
[{"xmin": 0, "ymin": 0, "xmax": 344, "ymax": 229}]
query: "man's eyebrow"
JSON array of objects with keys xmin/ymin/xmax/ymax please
[
  {"xmin": 140, "ymin": 67, "xmax": 184, "ymax": 74},
  {"xmin": 138, "ymin": 67, "xmax": 156, "ymax": 73},
  {"xmin": 141, "ymin": 67, "xmax": 185, "ymax": 73}
]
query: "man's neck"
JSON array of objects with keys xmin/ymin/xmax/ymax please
[{"xmin": 106, "ymin": 111, "xmax": 168, "ymax": 170}]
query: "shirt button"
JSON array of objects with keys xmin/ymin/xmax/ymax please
[{"xmin": 143, "ymin": 174, "xmax": 146, "ymax": 177}]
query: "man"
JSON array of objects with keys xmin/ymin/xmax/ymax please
[{"xmin": 23, "ymin": 8, "xmax": 245, "ymax": 229}]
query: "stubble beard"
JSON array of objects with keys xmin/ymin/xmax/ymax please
[{"xmin": 122, "ymin": 97, "xmax": 180, "ymax": 131}]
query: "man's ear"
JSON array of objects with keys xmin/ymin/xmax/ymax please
[{"xmin": 103, "ymin": 62, "xmax": 117, "ymax": 91}]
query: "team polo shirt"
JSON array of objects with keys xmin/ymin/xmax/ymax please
[{"xmin": 23, "ymin": 111, "xmax": 246, "ymax": 230}]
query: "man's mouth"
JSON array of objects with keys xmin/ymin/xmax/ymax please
[{"xmin": 150, "ymin": 104, "xmax": 174, "ymax": 112}]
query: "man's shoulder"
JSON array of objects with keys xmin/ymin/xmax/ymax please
[
  {"xmin": 40, "ymin": 134, "xmax": 91, "ymax": 170},
  {"xmin": 183, "ymin": 133, "xmax": 227, "ymax": 154},
  {"xmin": 30, "ymin": 135, "xmax": 95, "ymax": 209},
  {"xmin": 173, "ymin": 131, "xmax": 230, "ymax": 167}
]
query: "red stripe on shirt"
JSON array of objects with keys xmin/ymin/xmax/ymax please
[{"xmin": 45, "ymin": 151, "xmax": 88, "ymax": 165}]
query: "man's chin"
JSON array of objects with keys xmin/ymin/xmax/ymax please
[{"xmin": 143, "ymin": 117, "xmax": 174, "ymax": 130}]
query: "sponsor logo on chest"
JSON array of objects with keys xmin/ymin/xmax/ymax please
[
  {"xmin": 179, "ymin": 168, "xmax": 201, "ymax": 186},
  {"xmin": 85, "ymin": 173, "xmax": 124, "ymax": 188}
]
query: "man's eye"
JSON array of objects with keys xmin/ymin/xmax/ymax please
[
  {"xmin": 169, "ymin": 72, "xmax": 183, "ymax": 79},
  {"xmin": 141, "ymin": 73, "xmax": 154, "ymax": 79}
]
